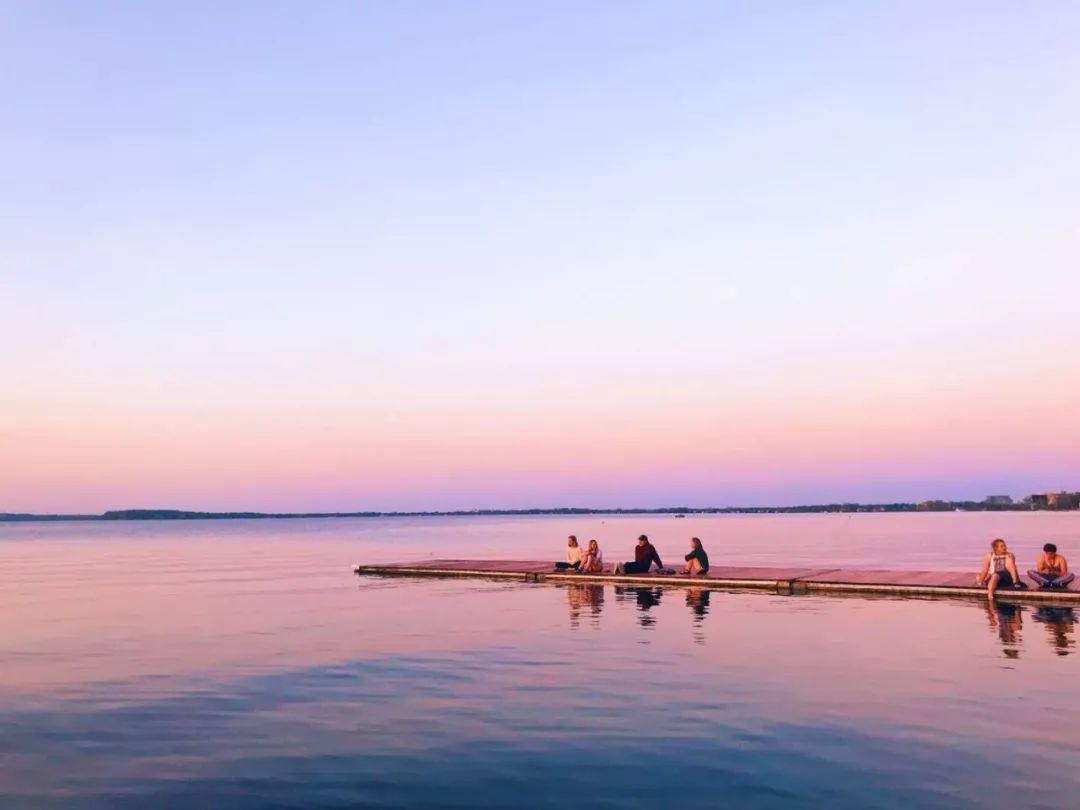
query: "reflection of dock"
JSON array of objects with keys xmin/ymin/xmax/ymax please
[{"xmin": 354, "ymin": 560, "xmax": 1080, "ymax": 601}]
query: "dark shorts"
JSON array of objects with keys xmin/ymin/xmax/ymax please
[{"xmin": 994, "ymin": 569, "xmax": 1015, "ymax": 587}]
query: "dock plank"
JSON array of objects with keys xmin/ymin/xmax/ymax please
[{"xmin": 354, "ymin": 559, "xmax": 1080, "ymax": 601}]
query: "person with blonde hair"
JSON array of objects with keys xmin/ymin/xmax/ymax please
[
  {"xmin": 554, "ymin": 535, "xmax": 583, "ymax": 572},
  {"xmin": 977, "ymin": 538, "xmax": 1025, "ymax": 597},
  {"xmin": 579, "ymin": 539, "xmax": 604, "ymax": 574}
]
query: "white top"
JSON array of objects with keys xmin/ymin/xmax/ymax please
[{"xmin": 566, "ymin": 545, "xmax": 583, "ymax": 565}]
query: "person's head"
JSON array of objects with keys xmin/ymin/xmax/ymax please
[
  {"xmin": 567, "ymin": 535, "xmax": 578, "ymax": 547},
  {"xmin": 588, "ymin": 539, "xmax": 599, "ymax": 553},
  {"xmin": 637, "ymin": 534, "xmax": 649, "ymax": 546},
  {"xmin": 690, "ymin": 537, "xmax": 703, "ymax": 550},
  {"xmin": 1044, "ymin": 543, "xmax": 1058, "ymax": 555},
  {"xmin": 991, "ymin": 538, "xmax": 1007, "ymax": 553}
]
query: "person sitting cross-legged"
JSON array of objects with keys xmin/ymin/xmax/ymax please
[
  {"xmin": 1028, "ymin": 543, "xmax": 1075, "ymax": 589},
  {"xmin": 554, "ymin": 535, "xmax": 582, "ymax": 572}
]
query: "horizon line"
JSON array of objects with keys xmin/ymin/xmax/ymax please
[{"xmin": 4, "ymin": 497, "xmax": 1073, "ymax": 522}]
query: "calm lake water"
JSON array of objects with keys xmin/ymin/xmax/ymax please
[{"xmin": 2, "ymin": 513, "xmax": 1078, "ymax": 809}]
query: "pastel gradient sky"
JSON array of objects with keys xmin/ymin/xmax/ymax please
[{"xmin": 3, "ymin": 2, "xmax": 1079, "ymax": 513}]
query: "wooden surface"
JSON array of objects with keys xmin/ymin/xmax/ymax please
[{"xmin": 353, "ymin": 560, "xmax": 1080, "ymax": 601}]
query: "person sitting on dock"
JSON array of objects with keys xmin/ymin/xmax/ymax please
[
  {"xmin": 1028, "ymin": 543, "xmax": 1074, "ymax": 589},
  {"xmin": 554, "ymin": 535, "xmax": 583, "ymax": 572},
  {"xmin": 977, "ymin": 538, "xmax": 1026, "ymax": 597},
  {"xmin": 682, "ymin": 537, "xmax": 709, "ymax": 576},
  {"xmin": 578, "ymin": 539, "xmax": 604, "ymax": 574},
  {"xmin": 613, "ymin": 535, "xmax": 663, "ymax": 575}
]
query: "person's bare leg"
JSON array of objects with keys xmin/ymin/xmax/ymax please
[
  {"xmin": 686, "ymin": 559, "xmax": 702, "ymax": 576},
  {"xmin": 987, "ymin": 572, "xmax": 1000, "ymax": 598},
  {"xmin": 1006, "ymin": 558, "xmax": 1022, "ymax": 587}
]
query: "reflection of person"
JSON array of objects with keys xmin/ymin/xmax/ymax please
[
  {"xmin": 976, "ymin": 538, "xmax": 1024, "ymax": 597},
  {"xmin": 579, "ymin": 539, "xmax": 604, "ymax": 574},
  {"xmin": 613, "ymin": 535, "xmax": 663, "ymax": 575},
  {"xmin": 1028, "ymin": 544, "xmax": 1074, "ymax": 589},
  {"xmin": 565, "ymin": 584, "xmax": 605, "ymax": 628},
  {"xmin": 683, "ymin": 537, "xmax": 709, "ymax": 576},
  {"xmin": 686, "ymin": 588, "xmax": 710, "ymax": 619},
  {"xmin": 614, "ymin": 585, "xmax": 663, "ymax": 626},
  {"xmin": 1032, "ymin": 606, "xmax": 1076, "ymax": 656},
  {"xmin": 984, "ymin": 600, "xmax": 1023, "ymax": 659},
  {"xmin": 554, "ymin": 535, "xmax": 582, "ymax": 572}
]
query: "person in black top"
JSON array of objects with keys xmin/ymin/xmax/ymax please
[
  {"xmin": 613, "ymin": 535, "xmax": 664, "ymax": 575},
  {"xmin": 683, "ymin": 537, "xmax": 709, "ymax": 576}
]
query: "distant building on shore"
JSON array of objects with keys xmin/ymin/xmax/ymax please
[
  {"xmin": 1048, "ymin": 492, "xmax": 1080, "ymax": 510},
  {"xmin": 984, "ymin": 495, "xmax": 1013, "ymax": 506},
  {"xmin": 917, "ymin": 500, "xmax": 953, "ymax": 512},
  {"xmin": 1026, "ymin": 492, "xmax": 1080, "ymax": 510}
]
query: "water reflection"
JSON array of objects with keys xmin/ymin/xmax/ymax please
[
  {"xmin": 1032, "ymin": 606, "xmax": 1076, "ymax": 656},
  {"xmin": 686, "ymin": 588, "xmax": 711, "ymax": 644},
  {"xmin": 984, "ymin": 601, "xmax": 1023, "ymax": 659},
  {"xmin": 613, "ymin": 586, "xmax": 664, "ymax": 627},
  {"xmin": 565, "ymin": 584, "xmax": 713, "ymax": 637},
  {"xmin": 686, "ymin": 588, "xmax": 711, "ymax": 620},
  {"xmin": 564, "ymin": 584, "xmax": 604, "ymax": 628}
]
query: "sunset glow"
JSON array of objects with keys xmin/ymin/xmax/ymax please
[{"xmin": 3, "ymin": 3, "xmax": 1079, "ymax": 512}]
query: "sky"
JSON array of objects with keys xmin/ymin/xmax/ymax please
[{"xmin": 2, "ymin": 1, "xmax": 1079, "ymax": 513}]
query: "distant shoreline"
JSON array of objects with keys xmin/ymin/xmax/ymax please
[{"xmin": 2, "ymin": 502, "xmax": 1075, "ymax": 523}]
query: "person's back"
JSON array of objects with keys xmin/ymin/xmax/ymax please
[{"xmin": 683, "ymin": 537, "xmax": 709, "ymax": 575}]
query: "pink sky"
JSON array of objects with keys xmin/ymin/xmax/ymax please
[
  {"xmin": 4, "ymin": 361, "xmax": 1078, "ymax": 512},
  {"xmin": 3, "ymin": 3, "xmax": 1079, "ymax": 512}
]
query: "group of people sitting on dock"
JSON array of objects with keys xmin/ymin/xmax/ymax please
[
  {"xmin": 554, "ymin": 534, "xmax": 1073, "ymax": 596},
  {"xmin": 554, "ymin": 535, "xmax": 709, "ymax": 577},
  {"xmin": 978, "ymin": 538, "xmax": 1073, "ymax": 596}
]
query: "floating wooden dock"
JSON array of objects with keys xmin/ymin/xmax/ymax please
[{"xmin": 354, "ymin": 559, "xmax": 1080, "ymax": 601}]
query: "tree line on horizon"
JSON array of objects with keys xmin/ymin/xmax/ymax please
[{"xmin": 2, "ymin": 495, "xmax": 1078, "ymax": 522}]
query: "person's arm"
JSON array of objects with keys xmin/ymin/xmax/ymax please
[
  {"xmin": 1061, "ymin": 556, "xmax": 1068, "ymax": 574},
  {"xmin": 685, "ymin": 550, "xmax": 694, "ymax": 562},
  {"xmin": 977, "ymin": 554, "xmax": 990, "ymax": 585},
  {"xmin": 651, "ymin": 547, "xmax": 663, "ymax": 570},
  {"xmin": 1006, "ymin": 553, "xmax": 1021, "ymax": 581}
]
